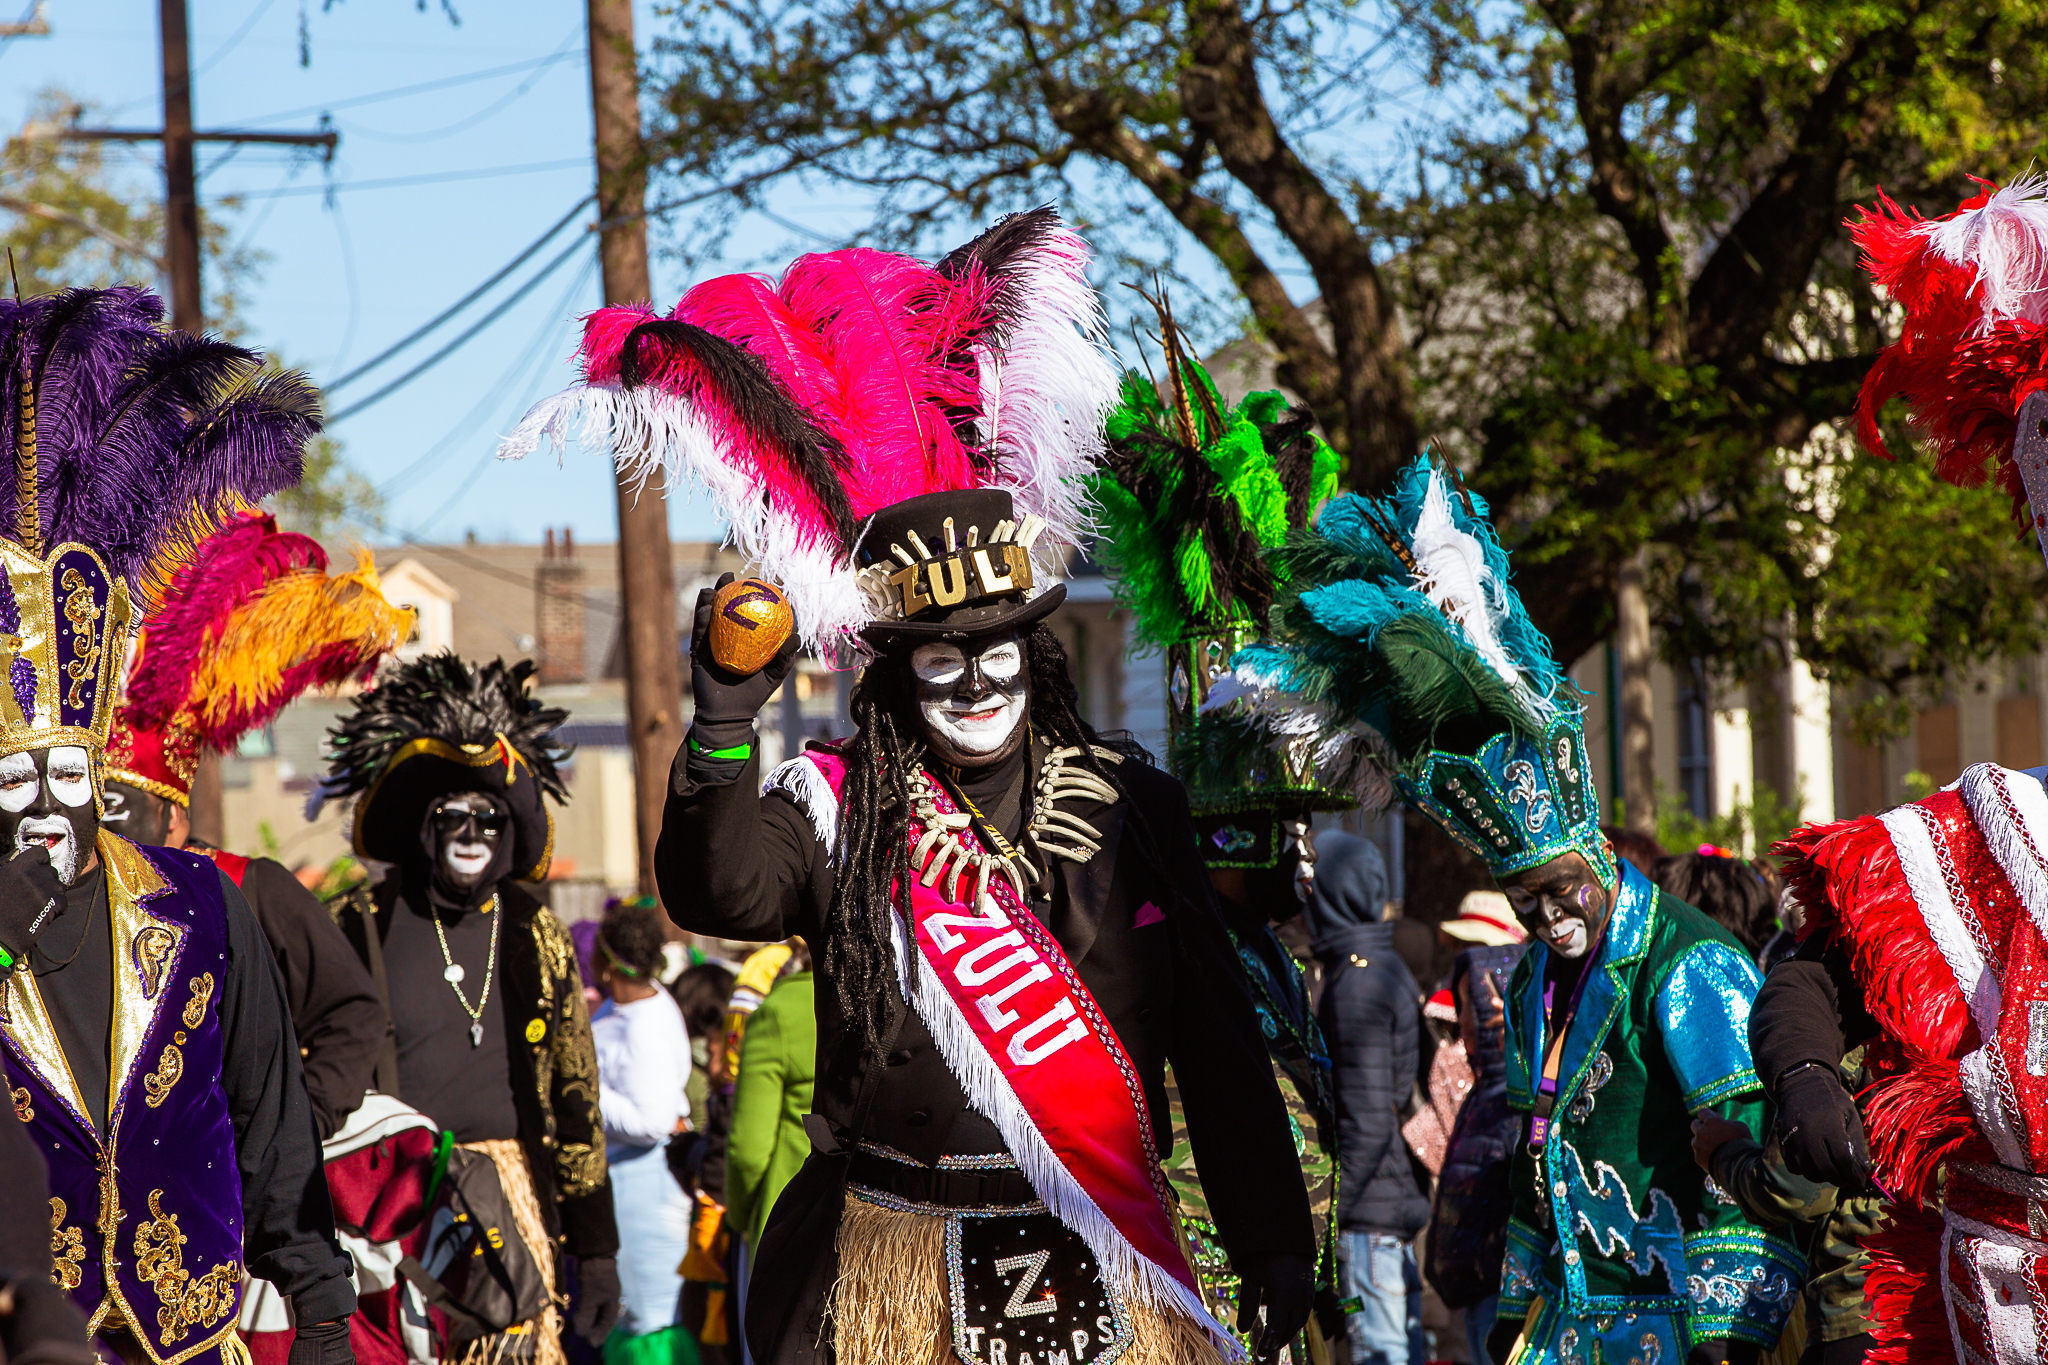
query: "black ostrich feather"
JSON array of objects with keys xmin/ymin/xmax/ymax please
[{"xmin": 326, "ymin": 653, "xmax": 571, "ymax": 801}]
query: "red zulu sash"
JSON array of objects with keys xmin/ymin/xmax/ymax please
[{"xmin": 793, "ymin": 751, "xmax": 1229, "ymax": 1348}]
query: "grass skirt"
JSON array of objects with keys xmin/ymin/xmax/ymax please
[{"xmin": 825, "ymin": 1193, "xmax": 1226, "ymax": 1365}]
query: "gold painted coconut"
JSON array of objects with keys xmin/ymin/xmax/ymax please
[{"xmin": 708, "ymin": 577, "xmax": 796, "ymax": 675}]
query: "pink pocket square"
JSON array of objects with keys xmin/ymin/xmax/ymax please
[{"xmin": 1133, "ymin": 900, "xmax": 1165, "ymax": 928}]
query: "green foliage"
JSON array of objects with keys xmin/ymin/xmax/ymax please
[
  {"xmin": 257, "ymin": 820, "xmax": 282, "ymax": 859},
  {"xmin": 642, "ymin": 0, "xmax": 2048, "ymax": 716},
  {"xmin": 1648, "ymin": 782, "xmax": 1805, "ymax": 863},
  {"xmin": 313, "ymin": 856, "xmax": 369, "ymax": 907},
  {"xmin": 1648, "ymin": 435, "xmax": 2047, "ymax": 744}
]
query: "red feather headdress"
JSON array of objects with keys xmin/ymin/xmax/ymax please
[
  {"xmin": 103, "ymin": 510, "xmax": 415, "ymax": 805},
  {"xmin": 1851, "ymin": 175, "xmax": 2048, "ymax": 536},
  {"xmin": 498, "ymin": 208, "xmax": 1118, "ymax": 659}
]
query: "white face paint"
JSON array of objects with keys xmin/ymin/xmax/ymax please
[
  {"xmin": 912, "ymin": 638, "xmax": 1028, "ymax": 760},
  {"xmin": 1533, "ymin": 906, "xmax": 1592, "ymax": 958},
  {"xmin": 3, "ymin": 747, "xmax": 93, "ymax": 883},
  {"xmin": 0, "ymin": 752, "xmax": 38, "ymax": 815},
  {"xmin": 435, "ymin": 796, "xmax": 504, "ymax": 885}
]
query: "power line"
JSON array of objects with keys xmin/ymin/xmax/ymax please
[
  {"xmin": 326, "ymin": 195, "xmax": 593, "ymax": 393},
  {"xmin": 376, "ymin": 246, "xmax": 595, "ymax": 497},
  {"xmin": 335, "ymin": 23, "xmax": 583, "ymax": 145},
  {"xmin": 234, "ymin": 51, "xmax": 585, "ymax": 128},
  {"xmin": 204, "ymin": 157, "xmax": 585, "ymax": 205},
  {"xmin": 326, "ymin": 229, "xmax": 590, "ymax": 423}
]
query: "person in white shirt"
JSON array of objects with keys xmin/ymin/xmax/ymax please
[{"xmin": 589, "ymin": 901, "xmax": 696, "ymax": 1344}]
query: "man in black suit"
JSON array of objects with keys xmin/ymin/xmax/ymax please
[{"xmin": 659, "ymin": 489, "xmax": 1313, "ymax": 1365}]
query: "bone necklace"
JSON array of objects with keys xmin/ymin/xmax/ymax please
[{"xmin": 907, "ymin": 746, "xmax": 1123, "ymax": 905}]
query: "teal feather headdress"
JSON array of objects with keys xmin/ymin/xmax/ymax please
[
  {"xmin": 1218, "ymin": 456, "xmax": 1613, "ymax": 885},
  {"xmin": 1088, "ymin": 290, "xmax": 1345, "ymax": 842}
]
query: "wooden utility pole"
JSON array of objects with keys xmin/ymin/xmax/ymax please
[
  {"xmin": 159, "ymin": 0, "xmax": 201, "ymax": 333},
  {"xmin": 587, "ymin": 0, "xmax": 683, "ymax": 899},
  {"xmin": 65, "ymin": 0, "xmax": 336, "ymax": 846}
]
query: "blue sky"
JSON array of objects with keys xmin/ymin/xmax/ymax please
[
  {"xmin": 3, "ymin": 0, "xmax": 1437, "ymax": 549},
  {"xmin": 4, "ymin": 0, "xmax": 732, "ymax": 545}
]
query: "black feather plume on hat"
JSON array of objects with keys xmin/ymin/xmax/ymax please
[{"xmin": 326, "ymin": 652, "xmax": 570, "ymax": 801}]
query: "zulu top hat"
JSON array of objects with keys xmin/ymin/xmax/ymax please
[
  {"xmin": 0, "ymin": 286, "xmax": 314, "ymax": 781},
  {"xmin": 1089, "ymin": 290, "xmax": 1348, "ymax": 866},
  {"xmin": 500, "ymin": 207, "xmax": 1119, "ymax": 660},
  {"xmin": 104, "ymin": 510, "xmax": 414, "ymax": 805},
  {"xmin": 1221, "ymin": 457, "xmax": 1614, "ymax": 887},
  {"xmin": 323, "ymin": 654, "xmax": 569, "ymax": 881}
]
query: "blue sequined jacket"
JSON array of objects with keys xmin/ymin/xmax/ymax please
[{"xmin": 1497, "ymin": 860, "xmax": 1803, "ymax": 1362}]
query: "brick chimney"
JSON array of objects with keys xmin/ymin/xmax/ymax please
[{"xmin": 536, "ymin": 526, "xmax": 586, "ymax": 685}]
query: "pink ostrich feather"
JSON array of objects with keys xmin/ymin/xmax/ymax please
[
  {"xmin": 677, "ymin": 273, "xmax": 843, "ymax": 414},
  {"xmin": 778, "ymin": 247, "xmax": 989, "ymax": 519},
  {"xmin": 122, "ymin": 511, "xmax": 327, "ymax": 729},
  {"xmin": 576, "ymin": 303, "xmax": 659, "ymax": 383},
  {"xmin": 498, "ymin": 210, "xmax": 1119, "ymax": 658}
]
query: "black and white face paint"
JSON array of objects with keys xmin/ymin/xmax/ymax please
[
  {"xmin": 911, "ymin": 633, "xmax": 1030, "ymax": 769},
  {"xmin": 1501, "ymin": 851, "xmax": 1613, "ymax": 960},
  {"xmin": 1287, "ymin": 821, "xmax": 1318, "ymax": 906},
  {"xmin": 423, "ymin": 791, "xmax": 512, "ymax": 906},
  {"xmin": 0, "ymin": 746, "xmax": 99, "ymax": 886}
]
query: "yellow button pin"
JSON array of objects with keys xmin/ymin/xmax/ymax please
[{"xmin": 525, "ymin": 1018, "xmax": 547, "ymax": 1043}]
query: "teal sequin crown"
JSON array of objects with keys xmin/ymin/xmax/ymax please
[
  {"xmin": 1403, "ymin": 714, "xmax": 1612, "ymax": 882},
  {"xmin": 1219, "ymin": 456, "xmax": 1616, "ymax": 885}
]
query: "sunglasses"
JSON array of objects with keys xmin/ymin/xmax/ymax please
[{"xmin": 431, "ymin": 805, "xmax": 508, "ymax": 835}]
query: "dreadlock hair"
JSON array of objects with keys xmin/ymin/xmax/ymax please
[{"xmin": 826, "ymin": 622, "xmax": 1155, "ymax": 1063}]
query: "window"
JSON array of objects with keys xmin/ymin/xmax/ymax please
[{"xmin": 1676, "ymin": 661, "xmax": 1711, "ymax": 819}]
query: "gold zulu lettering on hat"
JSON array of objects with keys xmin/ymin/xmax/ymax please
[{"xmin": 872, "ymin": 519, "xmax": 1042, "ymax": 618}]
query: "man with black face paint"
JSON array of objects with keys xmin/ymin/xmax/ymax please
[
  {"xmin": 521, "ymin": 217, "xmax": 1309, "ymax": 1365},
  {"xmin": 324, "ymin": 654, "xmax": 619, "ymax": 1365},
  {"xmin": 660, "ymin": 501, "xmax": 1314, "ymax": 1365},
  {"xmin": 0, "ymin": 284, "xmax": 358, "ymax": 1365},
  {"xmin": 1226, "ymin": 459, "xmax": 1804, "ymax": 1365}
]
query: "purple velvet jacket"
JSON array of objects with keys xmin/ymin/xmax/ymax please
[{"xmin": 4, "ymin": 836, "xmax": 244, "ymax": 1364}]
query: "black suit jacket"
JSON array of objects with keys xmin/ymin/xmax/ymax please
[{"xmin": 656, "ymin": 737, "xmax": 1313, "ymax": 1363}]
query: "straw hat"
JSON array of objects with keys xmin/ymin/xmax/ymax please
[{"xmin": 1440, "ymin": 890, "xmax": 1526, "ymax": 947}]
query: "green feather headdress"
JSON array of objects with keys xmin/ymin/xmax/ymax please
[
  {"xmin": 1221, "ymin": 457, "xmax": 1612, "ymax": 884},
  {"xmin": 1088, "ymin": 288, "xmax": 1343, "ymax": 821}
]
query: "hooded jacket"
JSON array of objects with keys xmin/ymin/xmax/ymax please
[{"xmin": 1309, "ymin": 833, "xmax": 1431, "ymax": 1236}]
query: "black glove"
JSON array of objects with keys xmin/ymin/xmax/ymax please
[
  {"xmin": 0, "ymin": 1274, "xmax": 96, "ymax": 1365},
  {"xmin": 285, "ymin": 1318, "xmax": 355, "ymax": 1365},
  {"xmin": 1234, "ymin": 1253, "xmax": 1312, "ymax": 1363},
  {"xmin": 688, "ymin": 573, "xmax": 801, "ymax": 752},
  {"xmin": 570, "ymin": 1256, "xmax": 621, "ymax": 1345},
  {"xmin": 1774, "ymin": 1062, "xmax": 1874, "ymax": 1192},
  {"xmin": 0, "ymin": 846, "xmax": 64, "ymax": 970}
]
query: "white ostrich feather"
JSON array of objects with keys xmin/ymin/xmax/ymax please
[
  {"xmin": 1407, "ymin": 472, "xmax": 1523, "ymax": 691},
  {"xmin": 498, "ymin": 383, "xmax": 869, "ymax": 659},
  {"xmin": 1923, "ymin": 173, "xmax": 2048, "ymax": 333}
]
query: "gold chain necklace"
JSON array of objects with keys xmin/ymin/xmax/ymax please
[{"xmin": 431, "ymin": 893, "xmax": 500, "ymax": 1048}]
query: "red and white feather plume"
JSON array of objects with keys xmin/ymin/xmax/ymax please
[
  {"xmin": 499, "ymin": 208, "xmax": 1118, "ymax": 658},
  {"xmin": 1852, "ymin": 175, "xmax": 2048, "ymax": 528}
]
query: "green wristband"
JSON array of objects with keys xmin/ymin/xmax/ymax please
[
  {"xmin": 689, "ymin": 735, "xmax": 753, "ymax": 762},
  {"xmin": 0, "ymin": 945, "xmax": 15, "ymax": 972}
]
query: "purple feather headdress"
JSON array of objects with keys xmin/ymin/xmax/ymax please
[
  {"xmin": 0, "ymin": 285, "xmax": 318, "ymax": 761},
  {"xmin": 1, "ymin": 286, "xmax": 315, "ymax": 602}
]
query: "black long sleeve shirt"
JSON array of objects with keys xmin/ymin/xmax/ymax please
[
  {"xmin": 231, "ymin": 855, "xmax": 388, "ymax": 1141},
  {"xmin": 29, "ymin": 859, "xmax": 355, "ymax": 1325},
  {"xmin": 657, "ymin": 729, "xmax": 1314, "ymax": 1262}
]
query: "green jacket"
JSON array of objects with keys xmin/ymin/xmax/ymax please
[
  {"xmin": 725, "ymin": 971, "xmax": 816, "ymax": 1250},
  {"xmin": 1500, "ymin": 863, "xmax": 1804, "ymax": 1361}
]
